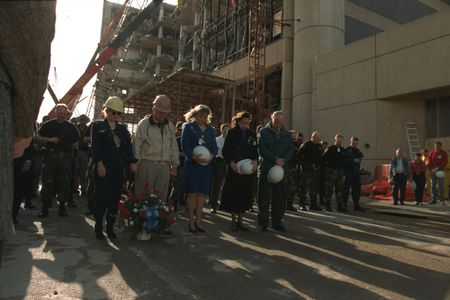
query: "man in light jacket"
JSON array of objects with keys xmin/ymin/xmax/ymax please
[
  {"xmin": 389, "ymin": 148, "xmax": 409, "ymax": 205},
  {"xmin": 133, "ymin": 95, "xmax": 179, "ymax": 202}
]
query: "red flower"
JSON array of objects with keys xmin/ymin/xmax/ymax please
[
  {"xmin": 159, "ymin": 211, "xmax": 165, "ymax": 218},
  {"xmin": 153, "ymin": 189, "xmax": 161, "ymax": 196},
  {"xmin": 136, "ymin": 194, "xmax": 145, "ymax": 201},
  {"xmin": 144, "ymin": 183, "xmax": 150, "ymax": 190},
  {"xmin": 139, "ymin": 211, "xmax": 146, "ymax": 218},
  {"xmin": 118, "ymin": 201, "xmax": 125, "ymax": 209}
]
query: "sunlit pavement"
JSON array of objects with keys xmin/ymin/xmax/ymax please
[{"xmin": 1, "ymin": 196, "xmax": 450, "ymax": 299}]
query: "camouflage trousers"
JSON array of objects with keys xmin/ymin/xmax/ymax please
[
  {"xmin": 40, "ymin": 152, "xmax": 72, "ymax": 208},
  {"xmin": 287, "ymin": 166, "xmax": 299, "ymax": 200},
  {"xmin": 324, "ymin": 167, "xmax": 344, "ymax": 206},
  {"xmin": 298, "ymin": 167, "xmax": 320, "ymax": 207}
]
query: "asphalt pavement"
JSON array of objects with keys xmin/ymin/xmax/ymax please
[{"xmin": 1, "ymin": 197, "xmax": 450, "ymax": 299}]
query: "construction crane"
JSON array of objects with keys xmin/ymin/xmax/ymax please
[{"xmin": 48, "ymin": 0, "xmax": 163, "ymax": 117}]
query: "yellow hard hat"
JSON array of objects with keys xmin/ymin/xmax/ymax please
[{"xmin": 104, "ymin": 96, "xmax": 124, "ymax": 113}]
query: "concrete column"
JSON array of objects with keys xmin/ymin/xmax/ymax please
[
  {"xmin": 292, "ymin": 0, "xmax": 345, "ymax": 134},
  {"xmin": 280, "ymin": 0, "xmax": 294, "ymax": 129}
]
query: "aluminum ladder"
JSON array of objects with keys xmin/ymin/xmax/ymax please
[{"xmin": 405, "ymin": 121, "xmax": 422, "ymax": 159}]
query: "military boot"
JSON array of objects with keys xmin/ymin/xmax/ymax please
[
  {"xmin": 106, "ymin": 216, "xmax": 117, "ymax": 239},
  {"xmin": 58, "ymin": 203, "xmax": 68, "ymax": 217},
  {"xmin": 38, "ymin": 207, "xmax": 49, "ymax": 218},
  {"xmin": 95, "ymin": 224, "xmax": 105, "ymax": 240}
]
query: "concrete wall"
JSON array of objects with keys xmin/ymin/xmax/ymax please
[{"xmin": 312, "ymin": 9, "xmax": 450, "ymax": 175}]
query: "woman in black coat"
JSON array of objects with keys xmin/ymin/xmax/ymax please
[{"xmin": 220, "ymin": 111, "xmax": 258, "ymax": 231}]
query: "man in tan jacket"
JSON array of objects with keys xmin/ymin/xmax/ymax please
[{"xmin": 133, "ymin": 95, "xmax": 179, "ymax": 202}]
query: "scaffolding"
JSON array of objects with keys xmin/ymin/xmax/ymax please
[{"xmin": 247, "ymin": 0, "xmax": 268, "ymax": 119}]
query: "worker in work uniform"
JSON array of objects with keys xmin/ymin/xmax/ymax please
[
  {"xmin": 36, "ymin": 103, "xmax": 80, "ymax": 218},
  {"xmin": 74, "ymin": 114, "xmax": 91, "ymax": 197},
  {"xmin": 297, "ymin": 131, "xmax": 323, "ymax": 211},
  {"xmin": 323, "ymin": 134, "xmax": 347, "ymax": 212},
  {"xmin": 286, "ymin": 131, "xmax": 302, "ymax": 211},
  {"xmin": 343, "ymin": 137, "xmax": 365, "ymax": 211},
  {"xmin": 91, "ymin": 97, "xmax": 137, "ymax": 240}
]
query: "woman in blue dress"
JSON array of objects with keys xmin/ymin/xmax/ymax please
[{"xmin": 181, "ymin": 105, "xmax": 218, "ymax": 233}]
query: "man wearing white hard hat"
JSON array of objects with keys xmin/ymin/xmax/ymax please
[
  {"xmin": 389, "ymin": 148, "xmax": 410, "ymax": 206},
  {"xmin": 426, "ymin": 141, "xmax": 447, "ymax": 205},
  {"xmin": 257, "ymin": 111, "xmax": 294, "ymax": 232},
  {"xmin": 133, "ymin": 95, "xmax": 179, "ymax": 202}
]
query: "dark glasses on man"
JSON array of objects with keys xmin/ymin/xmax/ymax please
[{"xmin": 108, "ymin": 110, "xmax": 122, "ymax": 116}]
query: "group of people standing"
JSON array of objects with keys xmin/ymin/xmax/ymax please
[
  {"xmin": 14, "ymin": 93, "xmax": 399, "ymax": 239},
  {"xmin": 390, "ymin": 143, "xmax": 448, "ymax": 206}
]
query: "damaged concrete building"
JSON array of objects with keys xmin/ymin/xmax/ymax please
[{"xmin": 93, "ymin": 0, "xmax": 450, "ymax": 173}]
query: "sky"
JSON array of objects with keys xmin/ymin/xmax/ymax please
[{"xmin": 38, "ymin": 0, "xmax": 178, "ymax": 121}]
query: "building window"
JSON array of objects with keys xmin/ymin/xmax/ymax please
[{"xmin": 426, "ymin": 97, "xmax": 450, "ymax": 138}]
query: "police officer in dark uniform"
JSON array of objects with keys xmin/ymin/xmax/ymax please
[
  {"xmin": 91, "ymin": 97, "xmax": 137, "ymax": 240},
  {"xmin": 297, "ymin": 131, "xmax": 323, "ymax": 211},
  {"xmin": 36, "ymin": 104, "xmax": 80, "ymax": 218},
  {"xmin": 343, "ymin": 137, "xmax": 364, "ymax": 211},
  {"xmin": 323, "ymin": 134, "xmax": 346, "ymax": 212}
]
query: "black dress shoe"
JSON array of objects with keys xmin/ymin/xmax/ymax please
[
  {"xmin": 194, "ymin": 223, "xmax": 206, "ymax": 233},
  {"xmin": 286, "ymin": 205, "xmax": 297, "ymax": 212},
  {"xmin": 210, "ymin": 208, "xmax": 217, "ymax": 214},
  {"xmin": 59, "ymin": 207, "xmax": 69, "ymax": 217},
  {"xmin": 231, "ymin": 221, "xmax": 239, "ymax": 231},
  {"xmin": 259, "ymin": 225, "xmax": 268, "ymax": 232},
  {"xmin": 354, "ymin": 205, "xmax": 365, "ymax": 211},
  {"xmin": 24, "ymin": 203, "xmax": 36, "ymax": 209},
  {"xmin": 188, "ymin": 223, "xmax": 197, "ymax": 233},
  {"xmin": 95, "ymin": 230, "xmax": 105, "ymax": 240},
  {"xmin": 106, "ymin": 229, "xmax": 117, "ymax": 239},
  {"xmin": 309, "ymin": 205, "xmax": 322, "ymax": 211},
  {"xmin": 273, "ymin": 224, "xmax": 287, "ymax": 232},
  {"xmin": 238, "ymin": 223, "xmax": 249, "ymax": 231},
  {"xmin": 38, "ymin": 209, "xmax": 49, "ymax": 218}
]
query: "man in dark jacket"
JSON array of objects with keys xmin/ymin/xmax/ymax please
[
  {"xmin": 257, "ymin": 111, "xmax": 294, "ymax": 232},
  {"xmin": 389, "ymin": 148, "xmax": 409, "ymax": 205},
  {"xmin": 323, "ymin": 134, "xmax": 346, "ymax": 212},
  {"xmin": 297, "ymin": 131, "xmax": 323, "ymax": 211},
  {"xmin": 343, "ymin": 137, "xmax": 364, "ymax": 211}
]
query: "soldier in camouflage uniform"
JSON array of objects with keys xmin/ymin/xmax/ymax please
[
  {"xmin": 36, "ymin": 104, "xmax": 80, "ymax": 218},
  {"xmin": 322, "ymin": 134, "xmax": 346, "ymax": 212},
  {"xmin": 286, "ymin": 131, "xmax": 303, "ymax": 211},
  {"xmin": 297, "ymin": 131, "xmax": 323, "ymax": 211}
]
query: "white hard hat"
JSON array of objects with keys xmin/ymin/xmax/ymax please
[
  {"xmin": 268, "ymin": 166, "xmax": 284, "ymax": 183},
  {"xmin": 409, "ymin": 180, "xmax": 417, "ymax": 191},
  {"xmin": 193, "ymin": 145, "xmax": 211, "ymax": 166},
  {"xmin": 236, "ymin": 159, "xmax": 254, "ymax": 175},
  {"xmin": 436, "ymin": 170, "xmax": 445, "ymax": 178}
]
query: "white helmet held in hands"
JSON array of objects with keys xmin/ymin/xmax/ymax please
[
  {"xmin": 268, "ymin": 165, "xmax": 284, "ymax": 183},
  {"xmin": 409, "ymin": 180, "xmax": 417, "ymax": 191},
  {"xmin": 236, "ymin": 159, "xmax": 254, "ymax": 175},
  {"xmin": 193, "ymin": 145, "xmax": 211, "ymax": 166},
  {"xmin": 436, "ymin": 170, "xmax": 445, "ymax": 178}
]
